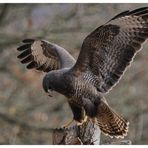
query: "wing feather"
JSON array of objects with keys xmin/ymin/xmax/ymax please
[
  {"xmin": 17, "ymin": 39, "xmax": 75, "ymax": 72},
  {"xmin": 73, "ymin": 7, "xmax": 148, "ymax": 93}
]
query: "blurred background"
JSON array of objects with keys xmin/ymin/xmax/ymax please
[{"xmin": 0, "ymin": 3, "xmax": 148, "ymax": 144}]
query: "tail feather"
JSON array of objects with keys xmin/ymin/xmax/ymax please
[{"xmin": 95, "ymin": 100, "xmax": 129, "ymax": 138}]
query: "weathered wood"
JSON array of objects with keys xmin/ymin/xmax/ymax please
[{"xmin": 52, "ymin": 120, "xmax": 101, "ymax": 145}]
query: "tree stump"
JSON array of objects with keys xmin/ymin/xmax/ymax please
[{"xmin": 52, "ymin": 120, "xmax": 101, "ymax": 145}]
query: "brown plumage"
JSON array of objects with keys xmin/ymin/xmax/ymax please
[
  {"xmin": 17, "ymin": 39, "xmax": 75, "ymax": 72},
  {"xmin": 17, "ymin": 7, "xmax": 148, "ymax": 138},
  {"xmin": 96, "ymin": 100, "xmax": 129, "ymax": 138}
]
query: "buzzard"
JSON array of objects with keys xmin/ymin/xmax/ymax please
[{"xmin": 17, "ymin": 7, "xmax": 148, "ymax": 138}]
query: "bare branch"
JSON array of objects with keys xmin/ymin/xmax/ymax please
[{"xmin": 0, "ymin": 112, "xmax": 54, "ymax": 132}]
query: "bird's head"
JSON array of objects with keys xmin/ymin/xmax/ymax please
[{"xmin": 42, "ymin": 70, "xmax": 67, "ymax": 97}]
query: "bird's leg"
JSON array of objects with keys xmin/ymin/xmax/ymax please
[
  {"xmin": 76, "ymin": 115, "xmax": 88, "ymax": 126},
  {"xmin": 62, "ymin": 116, "xmax": 88, "ymax": 128},
  {"xmin": 62, "ymin": 119, "xmax": 75, "ymax": 128}
]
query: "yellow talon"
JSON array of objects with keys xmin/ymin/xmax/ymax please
[
  {"xmin": 62, "ymin": 119, "xmax": 74, "ymax": 128},
  {"xmin": 83, "ymin": 115, "xmax": 88, "ymax": 122},
  {"xmin": 76, "ymin": 116, "xmax": 88, "ymax": 126},
  {"xmin": 62, "ymin": 116, "xmax": 88, "ymax": 128}
]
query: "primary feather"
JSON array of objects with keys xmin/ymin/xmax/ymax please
[
  {"xmin": 73, "ymin": 7, "xmax": 148, "ymax": 93},
  {"xmin": 17, "ymin": 39, "xmax": 75, "ymax": 72}
]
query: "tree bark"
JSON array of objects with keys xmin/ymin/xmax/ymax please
[{"xmin": 52, "ymin": 120, "xmax": 101, "ymax": 145}]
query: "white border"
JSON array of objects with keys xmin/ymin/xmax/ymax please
[
  {"xmin": 1, "ymin": 145, "xmax": 148, "ymax": 147},
  {"xmin": 0, "ymin": 1, "xmax": 148, "ymax": 147},
  {"xmin": 0, "ymin": 0, "xmax": 148, "ymax": 3}
]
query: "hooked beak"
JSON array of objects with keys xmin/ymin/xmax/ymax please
[
  {"xmin": 47, "ymin": 89, "xmax": 53, "ymax": 97},
  {"xmin": 42, "ymin": 74, "xmax": 53, "ymax": 97}
]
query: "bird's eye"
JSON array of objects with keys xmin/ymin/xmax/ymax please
[{"xmin": 48, "ymin": 86, "xmax": 52, "ymax": 91}]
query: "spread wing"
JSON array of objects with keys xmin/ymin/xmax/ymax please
[
  {"xmin": 17, "ymin": 39, "xmax": 75, "ymax": 72},
  {"xmin": 73, "ymin": 7, "xmax": 148, "ymax": 93}
]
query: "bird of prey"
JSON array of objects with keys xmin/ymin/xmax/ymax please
[{"xmin": 17, "ymin": 7, "xmax": 148, "ymax": 138}]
